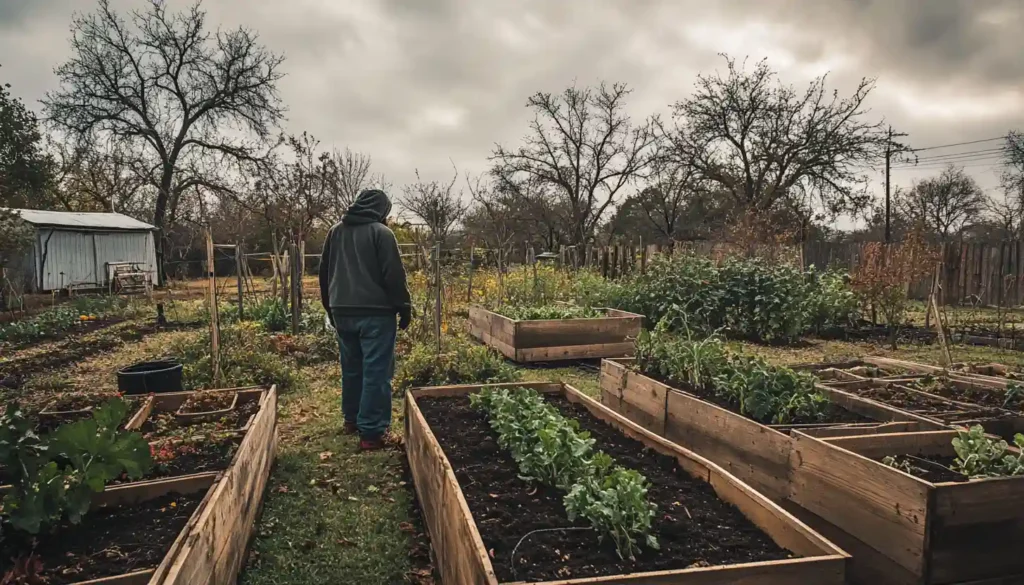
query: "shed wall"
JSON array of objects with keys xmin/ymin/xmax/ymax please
[{"xmin": 35, "ymin": 229, "xmax": 157, "ymax": 291}]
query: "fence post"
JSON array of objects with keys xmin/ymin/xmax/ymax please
[
  {"xmin": 467, "ymin": 246, "xmax": 474, "ymax": 304},
  {"xmin": 290, "ymin": 240, "xmax": 301, "ymax": 335},
  {"xmin": 206, "ymin": 229, "xmax": 221, "ymax": 386},
  {"xmin": 640, "ymin": 243, "xmax": 648, "ymax": 275},
  {"xmin": 434, "ymin": 241, "xmax": 442, "ymax": 355},
  {"xmin": 601, "ymin": 248, "xmax": 609, "ymax": 278},
  {"xmin": 235, "ymin": 243, "xmax": 244, "ymax": 321}
]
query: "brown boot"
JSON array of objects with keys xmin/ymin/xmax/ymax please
[
  {"xmin": 342, "ymin": 421, "xmax": 358, "ymax": 435},
  {"xmin": 359, "ymin": 431, "xmax": 401, "ymax": 451}
]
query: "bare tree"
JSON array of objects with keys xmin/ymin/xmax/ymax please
[
  {"xmin": 1002, "ymin": 131, "xmax": 1024, "ymax": 200},
  {"xmin": 51, "ymin": 139, "xmax": 151, "ymax": 216},
  {"xmin": 664, "ymin": 56, "xmax": 889, "ymax": 217},
  {"xmin": 984, "ymin": 188, "xmax": 1023, "ymax": 240},
  {"xmin": 326, "ymin": 148, "xmax": 380, "ymax": 220},
  {"xmin": 465, "ymin": 176, "xmax": 517, "ymax": 261},
  {"xmin": 491, "ymin": 82, "xmax": 657, "ymax": 247},
  {"xmin": 635, "ymin": 157, "xmax": 704, "ymax": 240},
  {"xmin": 397, "ymin": 166, "xmax": 468, "ymax": 245},
  {"xmin": 898, "ymin": 165, "xmax": 986, "ymax": 242},
  {"xmin": 42, "ymin": 0, "xmax": 285, "ymax": 276}
]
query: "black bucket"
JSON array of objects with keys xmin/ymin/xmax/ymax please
[{"xmin": 117, "ymin": 359, "xmax": 184, "ymax": 395}]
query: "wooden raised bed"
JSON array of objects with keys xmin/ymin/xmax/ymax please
[
  {"xmin": 1, "ymin": 386, "xmax": 277, "ymax": 585},
  {"xmin": 406, "ymin": 380, "xmax": 849, "ymax": 585},
  {"xmin": 790, "ymin": 430, "xmax": 1024, "ymax": 584},
  {"xmin": 468, "ymin": 306, "xmax": 642, "ymax": 362},
  {"xmin": 599, "ymin": 358, "xmax": 946, "ymax": 501}
]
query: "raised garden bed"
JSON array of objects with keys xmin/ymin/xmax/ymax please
[
  {"xmin": 175, "ymin": 390, "xmax": 238, "ymax": 423},
  {"xmin": 600, "ymin": 359, "xmax": 945, "ymax": 501},
  {"xmin": 36, "ymin": 394, "xmax": 152, "ymax": 434},
  {"xmin": 0, "ymin": 385, "xmax": 277, "ymax": 584},
  {"xmin": 407, "ymin": 380, "xmax": 848, "ymax": 585},
  {"xmin": 790, "ymin": 429, "xmax": 1024, "ymax": 584},
  {"xmin": 468, "ymin": 306, "xmax": 642, "ymax": 362}
]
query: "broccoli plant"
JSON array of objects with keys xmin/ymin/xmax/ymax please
[
  {"xmin": 471, "ymin": 387, "xmax": 658, "ymax": 560},
  {"xmin": 952, "ymin": 425, "xmax": 1024, "ymax": 479}
]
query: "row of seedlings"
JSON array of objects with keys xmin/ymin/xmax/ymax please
[
  {"xmin": 468, "ymin": 305, "xmax": 642, "ymax": 362},
  {"xmin": 406, "ymin": 380, "xmax": 849, "ymax": 585},
  {"xmin": 0, "ymin": 385, "xmax": 277, "ymax": 584},
  {"xmin": 601, "ymin": 339, "xmax": 1024, "ymax": 585}
]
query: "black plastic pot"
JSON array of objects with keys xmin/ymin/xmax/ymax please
[{"xmin": 117, "ymin": 359, "xmax": 184, "ymax": 395}]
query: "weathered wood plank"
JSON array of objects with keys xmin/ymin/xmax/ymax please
[
  {"xmin": 517, "ymin": 342, "xmax": 636, "ymax": 362},
  {"xmin": 504, "ymin": 556, "xmax": 845, "ymax": 584},
  {"xmin": 789, "ymin": 431, "xmax": 930, "ymax": 577},
  {"xmin": 159, "ymin": 386, "xmax": 278, "ymax": 585},
  {"xmin": 405, "ymin": 393, "xmax": 499, "ymax": 585}
]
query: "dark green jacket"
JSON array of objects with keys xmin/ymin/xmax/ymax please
[{"xmin": 318, "ymin": 189, "xmax": 411, "ymax": 319}]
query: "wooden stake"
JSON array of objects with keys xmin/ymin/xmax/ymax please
[
  {"xmin": 290, "ymin": 240, "xmax": 301, "ymax": 335},
  {"xmin": 466, "ymin": 246, "xmax": 474, "ymax": 303},
  {"xmin": 206, "ymin": 230, "xmax": 221, "ymax": 386},
  {"xmin": 434, "ymin": 242, "xmax": 442, "ymax": 355},
  {"xmin": 235, "ymin": 244, "xmax": 244, "ymax": 321}
]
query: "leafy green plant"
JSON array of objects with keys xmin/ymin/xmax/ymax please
[
  {"xmin": 634, "ymin": 323, "xmax": 830, "ymax": 425},
  {"xmin": 804, "ymin": 268, "xmax": 859, "ymax": 332},
  {"xmin": 394, "ymin": 336, "xmax": 518, "ymax": 393},
  {"xmin": 471, "ymin": 387, "xmax": 658, "ymax": 560},
  {"xmin": 0, "ymin": 398, "xmax": 152, "ymax": 535},
  {"xmin": 1004, "ymin": 383, "xmax": 1024, "ymax": 410},
  {"xmin": 496, "ymin": 304, "xmax": 602, "ymax": 321},
  {"xmin": 952, "ymin": 425, "xmax": 1024, "ymax": 479}
]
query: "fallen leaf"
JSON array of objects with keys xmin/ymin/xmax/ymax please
[
  {"xmin": 347, "ymin": 496, "xmax": 359, "ymax": 502},
  {"xmin": 319, "ymin": 451, "xmax": 333, "ymax": 461},
  {"xmin": 488, "ymin": 493, "xmax": 499, "ymax": 499},
  {"xmin": 367, "ymin": 485, "xmax": 380, "ymax": 493},
  {"xmin": 337, "ymin": 538, "xmax": 357, "ymax": 547},
  {"xmin": 488, "ymin": 548, "xmax": 495, "ymax": 559},
  {"xmin": 399, "ymin": 522, "xmax": 416, "ymax": 533}
]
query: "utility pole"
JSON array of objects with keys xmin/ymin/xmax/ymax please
[
  {"xmin": 884, "ymin": 126, "xmax": 911, "ymax": 244},
  {"xmin": 885, "ymin": 126, "xmax": 893, "ymax": 244}
]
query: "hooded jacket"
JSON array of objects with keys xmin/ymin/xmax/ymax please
[{"xmin": 318, "ymin": 189, "xmax": 411, "ymax": 319}]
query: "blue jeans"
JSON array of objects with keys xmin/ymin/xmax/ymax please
[{"xmin": 331, "ymin": 312, "xmax": 397, "ymax": 440}]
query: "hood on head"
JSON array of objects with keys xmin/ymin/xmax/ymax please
[{"xmin": 342, "ymin": 189, "xmax": 393, "ymax": 225}]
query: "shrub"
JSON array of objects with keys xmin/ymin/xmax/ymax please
[
  {"xmin": 393, "ymin": 336, "xmax": 518, "ymax": 393},
  {"xmin": 168, "ymin": 322, "xmax": 301, "ymax": 391},
  {"xmin": 718, "ymin": 257, "xmax": 810, "ymax": 342},
  {"xmin": 804, "ymin": 268, "xmax": 859, "ymax": 332}
]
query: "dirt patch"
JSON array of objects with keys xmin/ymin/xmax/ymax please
[
  {"xmin": 0, "ymin": 321, "xmax": 202, "ymax": 394},
  {"xmin": 875, "ymin": 454, "xmax": 967, "ymax": 484},
  {"xmin": 417, "ymin": 395, "xmax": 791, "ymax": 583},
  {"xmin": 117, "ymin": 434, "xmax": 243, "ymax": 485},
  {"xmin": 847, "ymin": 384, "xmax": 1005, "ymax": 423},
  {"xmin": 140, "ymin": 400, "xmax": 259, "ymax": 439},
  {"xmin": 913, "ymin": 380, "xmax": 1022, "ymax": 412},
  {"xmin": 0, "ymin": 491, "xmax": 203, "ymax": 584}
]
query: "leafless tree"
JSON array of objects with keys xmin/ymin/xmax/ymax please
[
  {"xmin": 898, "ymin": 165, "xmax": 986, "ymax": 242},
  {"xmin": 635, "ymin": 156, "xmax": 705, "ymax": 240},
  {"xmin": 397, "ymin": 166, "xmax": 468, "ymax": 245},
  {"xmin": 51, "ymin": 138, "xmax": 151, "ymax": 216},
  {"xmin": 465, "ymin": 176, "xmax": 517, "ymax": 263},
  {"xmin": 491, "ymin": 82, "xmax": 657, "ymax": 247},
  {"xmin": 663, "ymin": 56, "xmax": 889, "ymax": 217},
  {"xmin": 1002, "ymin": 131, "xmax": 1024, "ymax": 200},
  {"xmin": 326, "ymin": 148, "xmax": 387, "ymax": 220},
  {"xmin": 42, "ymin": 0, "xmax": 285, "ymax": 274},
  {"xmin": 984, "ymin": 188, "xmax": 1024, "ymax": 240}
]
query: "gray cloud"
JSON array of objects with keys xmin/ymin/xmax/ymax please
[{"xmin": 1, "ymin": 0, "xmax": 1022, "ymax": 216}]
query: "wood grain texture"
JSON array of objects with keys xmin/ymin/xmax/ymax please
[
  {"xmin": 468, "ymin": 306, "xmax": 640, "ymax": 363},
  {"xmin": 503, "ymin": 557, "xmax": 845, "ymax": 585},
  {"xmin": 159, "ymin": 386, "xmax": 278, "ymax": 585},
  {"xmin": 405, "ymin": 393, "xmax": 499, "ymax": 585},
  {"xmin": 789, "ymin": 431, "xmax": 930, "ymax": 578}
]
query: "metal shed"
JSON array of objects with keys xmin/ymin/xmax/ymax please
[{"xmin": 10, "ymin": 209, "xmax": 159, "ymax": 292}]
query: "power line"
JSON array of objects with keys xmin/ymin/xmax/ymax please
[
  {"xmin": 910, "ymin": 136, "xmax": 1005, "ymax": 152},
  {"xmin": 911, "ymin": 147, "xmax": 1007, "ymax": 163}
]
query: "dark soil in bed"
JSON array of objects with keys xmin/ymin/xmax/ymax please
[
  {"xmin": 32, "ymin": 398, "xmax": 143, "ymax": 434},
  {"xmin": 113, "ymin": 434, "xmax": 243, "ymax": 485},
  {"xmin": 417, "ymin": 395, "xmax": 791, "ymax": 583},
  {"xmin": 639, "ymin": 368, "xmax": 872, "ymax": 425},
  {"xmin": 912, "ymin": 380, "xmax": 1023, "ymax": 412},
  {"xmin": 0, "ymin": 491, "xmax": 203, "ymax": 583},
  {"xmin": 875, "ymin": 454, "xmax": 968, "ymax": 484}
]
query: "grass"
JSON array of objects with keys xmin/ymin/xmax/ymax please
[{"xmin": 240, "ymin": 363, "xmax": 432, "ymax": 585}]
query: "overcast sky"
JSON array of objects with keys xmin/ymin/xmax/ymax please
[{"xmin": 2, "ymin": 0, "xmax": 1023, "ymax": 228}]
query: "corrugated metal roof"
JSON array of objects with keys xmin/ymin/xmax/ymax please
[{"xmin": 8, "ymin": 209, "xmax": 156, "ymax": 231}]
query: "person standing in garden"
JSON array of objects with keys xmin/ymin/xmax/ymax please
[{"xmin": 319, "ymin": 188, "xmax": 412, "ymax": 451}]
